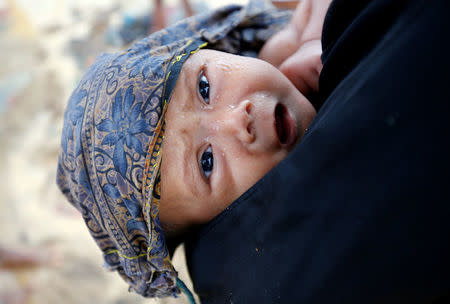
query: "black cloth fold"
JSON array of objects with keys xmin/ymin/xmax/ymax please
[{"xmin": 185, "ymin": 0, "xmax": 450, "ymax": 302}]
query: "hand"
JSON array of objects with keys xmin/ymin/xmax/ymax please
[{"xmin": 260, "ymin": 0, "xmax": 332, "ymax": 96}]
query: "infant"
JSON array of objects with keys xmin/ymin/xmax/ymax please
[{"xmin": 57, "ymin": 0, "xmax": 316, "ymax": 300}]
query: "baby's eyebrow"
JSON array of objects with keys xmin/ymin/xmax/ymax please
[
  {"xmin": 180, "ymin": 132, "xmax": 202, "ymax": 198},
  {"xmin": 175, "ymin": 65, "xmax": 195, "ymax": 112}
]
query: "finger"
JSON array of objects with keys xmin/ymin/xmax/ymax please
[
  {"xmin": 259, "ymin": 0, "xmax": 312, "ymax": 66},
  {"xmin": 279, "ymin": 39, "xmax": 322, "ymax": 95},
  {"xmin": 259, "ymin": 24, "xmax": 300, "ymax": 67}
]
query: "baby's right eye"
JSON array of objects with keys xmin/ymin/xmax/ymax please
[
  {"xmin": 200, "ymin": 146, "xmax": 213, "ymax": 180},
  {"xmin": 198, "ymin": 70, "xmax": 210, "ymax": 104}
]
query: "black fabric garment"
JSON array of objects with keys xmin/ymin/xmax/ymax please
[
  {"xmin": 185, "ymin": 0, "xmax": 450, "ymax": 303},
  {"xmin": 319, "ymin": 0, "xmax": 411, "ymax": 104}
]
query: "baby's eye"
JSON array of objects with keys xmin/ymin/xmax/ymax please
[
  {"xmin": 200, "ymin": 146, "xmax": 213, "ymax": 179},
  {"xmin": 198, "ymin": 70, "xmax": 210, "ymax": 104}
]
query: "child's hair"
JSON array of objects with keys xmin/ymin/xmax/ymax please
[{"xmin": 56, "ymin": 0, "xmax": 290, "ymax": 299}]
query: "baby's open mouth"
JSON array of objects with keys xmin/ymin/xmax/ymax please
[{"xmin": 275, "ymin": 103, "xmax": 296, "ymax": 147}]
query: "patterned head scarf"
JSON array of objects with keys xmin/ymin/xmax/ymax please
[{"xmin": 57, "ymin": 0, "xmax": 290, "ymax": 298}]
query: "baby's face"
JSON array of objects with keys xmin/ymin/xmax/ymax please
[{"xmin": 159, "ymin": 49, "xmax": 316, "ymax": 234}]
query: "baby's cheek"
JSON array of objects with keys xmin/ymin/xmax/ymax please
[{"xmin": 230, "ymin": 156, "xmax": 273, "ymax": 194}]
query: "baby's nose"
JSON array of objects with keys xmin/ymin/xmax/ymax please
[{"xmin": 211, "ymin": 100, "xmax": 255, "ymax": 144}]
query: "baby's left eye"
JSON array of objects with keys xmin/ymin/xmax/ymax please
[
  {"xmin": 198, "ymin": 71, "xmax": 210, "ymax": 104},
  {"xmin": 200, "ymin": 146, "xmax": 213, "ymax": 180}
]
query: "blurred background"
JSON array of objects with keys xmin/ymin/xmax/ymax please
[{"xmin": 0, "ymin": 0, "xmax": 246, "ymax": 303}]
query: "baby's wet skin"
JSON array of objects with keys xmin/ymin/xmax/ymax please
[{"xmin": 159, "ymin": 49, "xmax": 316, "ymax": 236}]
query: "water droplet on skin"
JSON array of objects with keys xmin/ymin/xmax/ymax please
[
  {"xmin": 201, "ymin": 104, "xmax": 213, "ymax": 111},
  {"xmin": 216, "ymin": 61, "xmax": 232, "ymax": 73}
]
